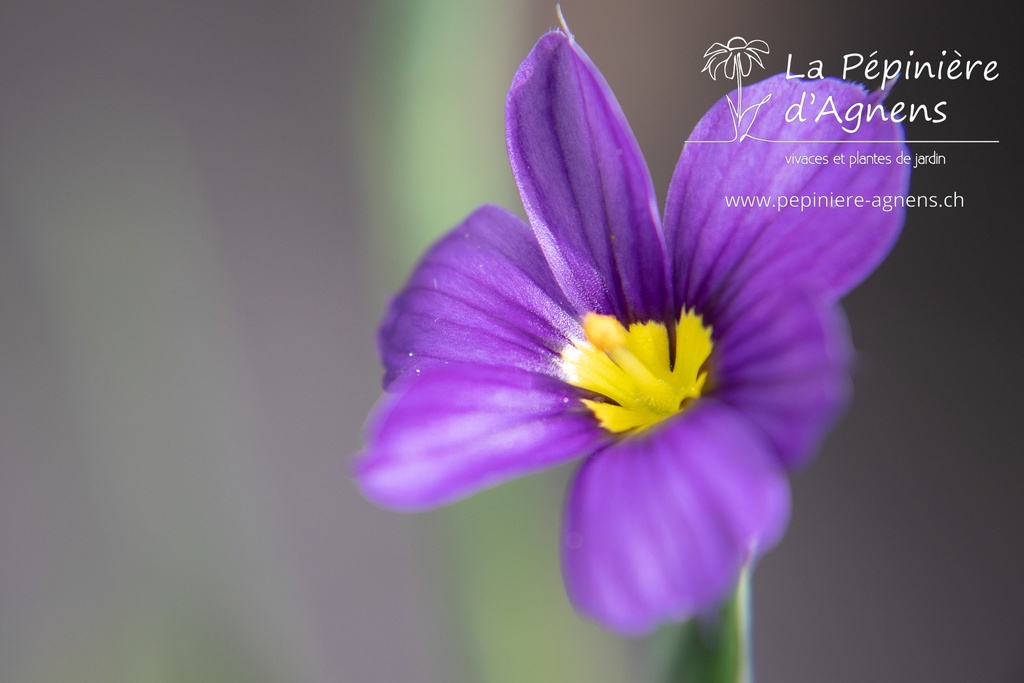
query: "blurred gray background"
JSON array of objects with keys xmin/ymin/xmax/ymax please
[{"xmin": 1, "ymin": 0, "xmax": 1019, "ymax": 681}]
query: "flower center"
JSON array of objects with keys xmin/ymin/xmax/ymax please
[{"xmin": 560, "ymin": 309, "xmax": 713, "ymax": 434}]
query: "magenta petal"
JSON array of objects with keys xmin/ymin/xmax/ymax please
[
  {"xmin": 506, "ymin": 31, "xmax": 671, "ymax": 324},
  {"xmin": 712, "ymin": 291, "xmax": 852, "ymax": 468},
  {"xmin": 666, "ymin": 75, "xmax": 909, "ymax": 319},
  {"xmin": 562, "ymin": 403, "xmax": 790, "ymax": 634},
  {"xmin": 380, "ymin": 205, "xmax": 580, "ymax": 388},
  {"xmin": 357, "ymin": 364, "xmax": 605, "ymax": 510}
]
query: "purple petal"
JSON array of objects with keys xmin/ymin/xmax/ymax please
[
  {"xmin": 506, "ymin": 32, "xmax": 670, "ymax": 324},
  {"xmin": 357, "ymin": 364, "xmax": 605, "ymax": 510},
  {"xmin": 711, "ymin": 290, "xmax": 852, "ymax": 468},
  {"xmin": 562, "ymin": 403, "xmax": 790, "ymax": 634},
  {"xmin": 380, "ymin": 205, "xmax": 580, "ymax": 388},
  {"xmin": 666, "ymin": 75, "xmax": 909, "ymax": 320}
]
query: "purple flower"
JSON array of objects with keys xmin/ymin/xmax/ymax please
[{"xmin": 357, "ymin": 30, "xmax": 908, "ymax": 634}]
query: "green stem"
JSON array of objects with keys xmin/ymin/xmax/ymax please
[{"xmin": 660, "ymin": 567, "xmax": 752, "ymax": 683}]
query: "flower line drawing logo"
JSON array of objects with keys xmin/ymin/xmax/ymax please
[{"xmin": 702, "ymin": 37, "xmax": 772, "ymax": 141}]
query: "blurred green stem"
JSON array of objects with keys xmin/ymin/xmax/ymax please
[{"xmin": 662, "ymin": 567, "xmax": 752, "ymax": 683}]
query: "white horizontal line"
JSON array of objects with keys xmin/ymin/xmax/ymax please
[{"xmin": 685, "ymin": 139, "xmax": 999, "ymax": 144}]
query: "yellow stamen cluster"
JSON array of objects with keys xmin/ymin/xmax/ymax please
[{"xmin": 560, "ymin": 310, "xmax": 713, "ymax": 434}]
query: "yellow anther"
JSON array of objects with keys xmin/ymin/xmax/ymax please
[
  {"xmin": 583, "ymin": 313, "xmax": 664, "ymax": 397},
  {"xmin": 561, "ymin": 309, "xmax": 713, "ymax": 435},
  {"xmin": 583, "ymin": 313, "xmax": 628, "ymax": 351}
]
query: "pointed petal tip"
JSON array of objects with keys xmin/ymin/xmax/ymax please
[
  {"xmin": 667, "ymin": 73, "xmax": 910, "ymax": 309},
  {"xmin": 506, "ymin": 28, "xmax": 670, "ymax": 323}
]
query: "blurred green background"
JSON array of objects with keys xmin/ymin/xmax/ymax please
[{"xmin": 0, "ymin": 0, "xmax": 1018, "ymax": 681}]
